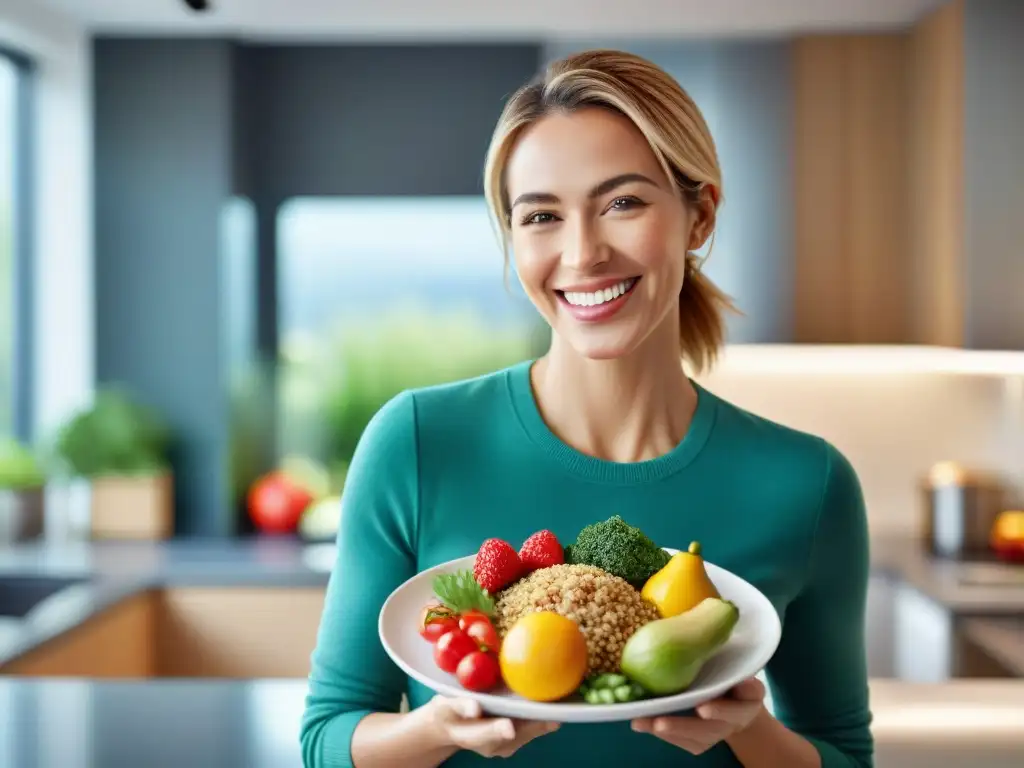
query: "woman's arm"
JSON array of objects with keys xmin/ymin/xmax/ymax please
[
  {"xmin": 299, "ymin": 392, "xmax": 424, "ymax": 768},
  {"xmin": 722, "ymin": 703, "xmax": 822, "ymax": 767},
  {"xmin": 299, "ymin": 392, "xmax": 559, "ymax": 768},
  {"xmin": 751, "ymin": 440, "xmax": 875, "ymax": 768}
]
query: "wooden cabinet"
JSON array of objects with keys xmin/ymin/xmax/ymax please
[
  {"xmin": 791, "ymin": 0, "xmax": 1023, "ymax": 348},
  {"xmin": 793, "ymin": 34, "xmax": 911, "ymax": 345},
  {"xmin": 1, "ymin": 587, "xmax": 326, "ymax": 679}
]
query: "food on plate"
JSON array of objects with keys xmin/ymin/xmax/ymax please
[
  {"xmin": 418, "ymin": 603, "xmax": 460, "ymax": 642},
  {"xmin": 473, "ymin": 538, "xmax": 524, "ymax": 593},
  {"xmin": 620, "ymin": 597, "xmax": 739, "ymax": 696},
  {"xmin": 518, "ymin": 529, "xmax": 565, "ymax": 572},
  {"xmin": 499, "ymin": 611, "xmax": 589, "ymax": 702},
  {"xmin": 579, "ymin": 673, "xmax": 648, "ymax": 704},
  {"xmin": 464, "ymin": 616, "xmax": 501, "ymax": 653},
  {"xmin": 410, "ymin": 519, "xmax": 738, "ymax": 704},
  {"xmin": 493, "ymin": 563, "xmax": 660, "ymax": 674},
  {"xmin": 565, "ymin": 515, "xmax": 671, "ymax": 587},
  {"xmin": 432, "ymin": 570, "xmax": 496, "ymax": 617},
  {"xmin": 641, "ymin": 541, "xmax": 721, "ymax": 618},
  {"xmin": 456, "ymin": 650, "xmax": 502, "ymax": 692},
  {"xmin": 434, "ymin": 629, "xmax": 480, "ymax": 674}
]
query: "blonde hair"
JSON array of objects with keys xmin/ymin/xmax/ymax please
[{"xmin": 483, "ymin": 49, "xmax": 738, "ymax": 374}]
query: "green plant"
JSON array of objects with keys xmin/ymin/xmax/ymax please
[
  {"xmin": 279, "ymin": 306, "xmax": 540, "ymax": 467},
  {"xmin": 54, "ymin": 389, "xmax": 172, "ymax": 478},
  {"xmin": 0, "ymin": 437, "xmax": 46, "ymax": 490}
]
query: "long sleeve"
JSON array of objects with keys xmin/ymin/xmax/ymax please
[
  {"xmin": 764, "ymin": 441, "xmax": 875, "ymax": 768},
  {"xmin": 300, "ymin": 391, "xmax": 421, "ymax": 768}
]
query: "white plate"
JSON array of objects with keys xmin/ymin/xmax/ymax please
[{"xmin": 379, "ymin": 549, "xmax": 782, "ymax": 723}]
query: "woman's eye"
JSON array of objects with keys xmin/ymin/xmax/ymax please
[
  {"xmin": 522, "ymin": 211, "xmax": 557, "ymax": 226},
  {"xmin": 609, "ymin": 196, "xmax": 644, "ymax": 211}
]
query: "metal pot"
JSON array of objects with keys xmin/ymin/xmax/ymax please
[
  {"xmin": 0, "ymin": 487, "xmax": 45, "ymax": 544},
  {"xmin": 920, "ymin": 462, "xmax": 1006, "ymax": 559}
]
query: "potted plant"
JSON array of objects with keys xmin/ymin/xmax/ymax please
[
  {"xmin": 0, "ymin": 437, "xmax": 47, "ymax": 544},
  {"xmin": 53, "ymin": 389, "xmax": 174, "ymax": 540}
]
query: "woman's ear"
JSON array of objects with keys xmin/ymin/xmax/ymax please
[{"xmin": 687, "ymin": 184, "xmax": 717, "ymax": 251}]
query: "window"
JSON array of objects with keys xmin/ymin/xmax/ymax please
[
  {"xmin": 275, "ymin": 196, "xmax": 547, "ymax": 484},
  {"xmin": 0, "ymin": 51, "xmax": 29, "ymax": 440},
  {"xmin": 0, "ymin": 54, "xmax": 19, "ymax": 437}
]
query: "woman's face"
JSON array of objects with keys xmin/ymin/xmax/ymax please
[{"xmin": 505, "ymin": 107, "xmax": 710, "ymax": 361}]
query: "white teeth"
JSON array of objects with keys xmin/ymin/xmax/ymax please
[{"xmin": 563, "ymin": 278, "xmax": 636, "ymax": 307}]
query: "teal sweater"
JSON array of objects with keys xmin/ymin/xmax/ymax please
[{"xmin": 300, "ymin": 361, "xmax": 874, "ymax": 768}]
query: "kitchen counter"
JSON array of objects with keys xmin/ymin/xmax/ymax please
[
  {"xmin": 870, "ymin": 538, "xmax": 1024, "ymax": 614},
  {"xmin": 962, "ymin": 616, "xmax": 1024, "ymax": 677},
  {"xmin": 0, "ymin": 677, "xmax": 1021, "ymax": 768},
  {"xmin": 1, "ymin": 535, "xmax": 1022, "ymax": 669},
  {"xmin": 0, "ymin": 537, "xmax": 330, "ymax": 667}
]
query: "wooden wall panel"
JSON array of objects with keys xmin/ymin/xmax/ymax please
[
  {"xmin": 908, "ymin": 0, "xmax": 965, "ymax": 347},
  {"xmin": 846, "ymin": 37, "xmax": 911, "ymax": 344},
  {"xmin": 793, "ymin": 34, "xmax": 911, "ymax": 344},
  {"xmin": 793, "ymin": 37, "xmax": 850, "ymax": 343}
]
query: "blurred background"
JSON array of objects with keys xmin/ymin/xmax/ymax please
[{"xmin": 0, "ymin": 1, "xmax": 1023, "ymax": 765}]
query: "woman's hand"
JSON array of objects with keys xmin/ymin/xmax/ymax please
[
  {"xmin": 426, "ymin": 695, "xmax": 560, "ymax": 759},
  {"xmin": 630, "ymin": 677, "xmax": 767, "ymax": 755}
]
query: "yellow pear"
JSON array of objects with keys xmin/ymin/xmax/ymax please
[{"xmin": 640, "ymin": 541, "xmax": 721, "ymax": 618}]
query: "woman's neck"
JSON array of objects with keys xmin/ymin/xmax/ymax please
[{"xmin": 530, "ymin": 321, "xmax": 697, "ymax": 464}]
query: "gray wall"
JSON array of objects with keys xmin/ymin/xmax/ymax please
[
  {"xmin": 963, "ymin": 0, "xmax": 1024, "ymax": 350},
  {"xmin": 94, "ymin": 39, "xmax": 237, "ymax": 537},
  {"xmin": 93, "ymin": 40, "xmax": 541, "ymax": 536},
  {"xmin": 542, "ymin": 41, "xmax": 794, "ymax": 344}
]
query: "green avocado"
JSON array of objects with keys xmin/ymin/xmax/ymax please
[{"xmin": 620, "ymin": 597, "xmax": 740, "ymax": 696}]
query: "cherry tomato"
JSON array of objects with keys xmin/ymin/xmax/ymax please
[
  {"xmin": 458, "ymin": 610, "xmax": 491, "ymax": 632},
  {"xmin": 418, "ymin": 604, "xmax": 459, "ymax": 643},
  {"xmin": 465, "ymin": 618, "xmax": 501, "ymax": 652},
  {"xmin": 421, "ymin": 616, "xmax": 460, "ymax": 643},
  {"xmin": 456, "ymin": 651, "xmax": 502, "ymax": 692},
  {"xmin": 434, "ymin": 629, "xmax": 478, "ymax": 674}
]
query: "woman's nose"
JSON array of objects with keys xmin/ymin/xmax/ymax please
[{"xmin": 562, "ymin": 221, "xmax": 608, "ymax": 271}]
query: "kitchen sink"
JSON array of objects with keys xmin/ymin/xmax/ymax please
[{"xmin": 0, "ymin": 575, "xmax": 89, "ymax": 618}]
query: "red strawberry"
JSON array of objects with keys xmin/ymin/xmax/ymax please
[
  {"xmin": 473, "ymin": 538, "xmax": 522, "ymax": 593},
  {"xmin": 519, "ymin": 530, "xmax": 564, "ymax": 572}
]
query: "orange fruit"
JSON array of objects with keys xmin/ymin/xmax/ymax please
[{"xmin": 498, "ymin": 611, "xmax": 588, "ymax": 702}]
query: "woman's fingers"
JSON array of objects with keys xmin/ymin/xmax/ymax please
[{"xmin": 435, "ymin": 697, "xmax": 559, "ymax": 758}]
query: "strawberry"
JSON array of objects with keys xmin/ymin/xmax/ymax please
[
  {"xmin": 519, "ymin": 530, "xmax": 564, "ymax": 572},
  {"xmin": 473, "ymin": 538, "xmax": 522, "ymax": 593}
]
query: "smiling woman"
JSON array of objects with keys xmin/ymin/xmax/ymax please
[{"xmin": 302, "ymin": 49, "xmax": 873, "ymax": 768}]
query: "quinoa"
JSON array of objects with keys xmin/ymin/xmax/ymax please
[{"xmin": 494, "ymin": 564, "xmax": 660, "ymax": 675}]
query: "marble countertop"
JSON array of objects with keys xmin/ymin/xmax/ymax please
[{"xmin": 0, "ymin": 678, "xmax": 1021, "ymax": 768}]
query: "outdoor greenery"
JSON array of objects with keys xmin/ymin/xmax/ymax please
[
  {"xmin": 278, "ymin": 305, "xmax": 543, "ymax": 482},
  {"xmin": 53, "ymin": 389, "xmax": 173, "ymax": 478}
]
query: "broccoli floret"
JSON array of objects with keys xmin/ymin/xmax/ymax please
[{"xmin": 566, "ymin": 515, "xmax": 670, "ymax": 586}]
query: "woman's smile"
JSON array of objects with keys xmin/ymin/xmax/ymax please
[{"xmin": 555, "ymin": 276, "xmax": 641, "ymax": 323}]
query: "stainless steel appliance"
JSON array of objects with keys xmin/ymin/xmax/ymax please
[{"xmin": 921, "ymin": 462, "xmax": 1006, "ymax": 560}]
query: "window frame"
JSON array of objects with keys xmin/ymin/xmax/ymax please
[{"xmin": 0, "ymin": 46, "xmax": 34, "ymax": 441}]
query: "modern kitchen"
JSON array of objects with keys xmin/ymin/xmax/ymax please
[{"xmin": 1, "ymin": 0, "xmax": 1023, "ymax": 766}]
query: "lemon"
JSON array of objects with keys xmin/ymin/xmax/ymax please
[{"xmin": 499, "ymin": 611, "xmax": 589, "ymax": 702}]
